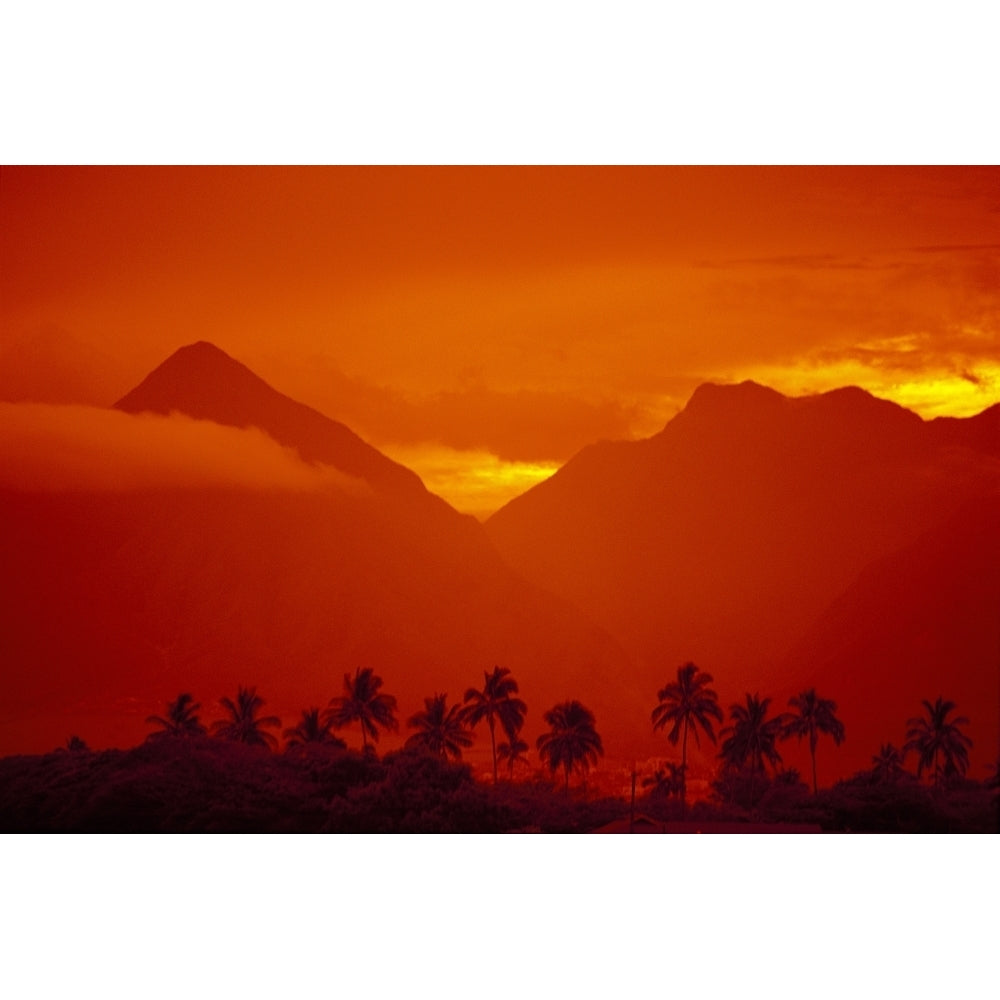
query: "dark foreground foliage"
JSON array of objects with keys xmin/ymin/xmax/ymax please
[
  {"xmin": 698, "ymin": 766, "xmax": 998, "ymax": 833},
  {"xmin": 0, "ymin": 739, "xmax": 625, "ymax": 833},
  {"xmin": 1, "ymin": 741, "xmax": 994, "ymax": 832}
]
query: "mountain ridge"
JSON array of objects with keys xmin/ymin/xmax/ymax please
[
  {"xmin": 115, "ymin": 341, "xmax": 429, "ymax": 501},
  {"xmin": 486, "ymin": 376, "xmax": 1000, "ymax": 776}
]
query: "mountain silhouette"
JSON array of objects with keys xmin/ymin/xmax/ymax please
[
  {"xmin": 781, "ymin": 496, "xmax": 999, "ymax": 776},
  {"xmin": 487, "ymin": 380, "xmax": 1000, "ymax": 776},
  {"xmin": 115, "ymin": 341, "xmax": 427, "ymax": 499},
  {"xmin": 3, "ymin": 345, "xmax": 637, "ymax": 756}
]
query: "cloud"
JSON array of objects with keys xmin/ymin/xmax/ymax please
[
  {"xmin": 358, "ymin": 386, "xmax": 642, "ymax": 463},
  {"xmin": 254, "ymin": 351, "xmax": 646, "ymax": 463},
  {"xmin": 251, "ymin": 238, "xmax": 998, "ymax": 459},
  {"xmin": 0, "ymin": 403, "xmax": 372, "ymax": 495}
]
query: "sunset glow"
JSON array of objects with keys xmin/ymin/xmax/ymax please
[{"xmin": 3, "ymin": 166, "xmax": 997, "ymax": 515}]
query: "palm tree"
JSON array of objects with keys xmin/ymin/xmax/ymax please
[
  {"xmin": 210, "ymin": 685, "xmax": 281, "ymax": 750},
  {"xmin": 783, "ymin": 688, "xmax": 845, "ymax": 794},
  {"xmin": 328, "ymin": 667, "xmax": 398, "ymax": 752},
  {"xmin": 536, "ymin": 700, "xmax": 604, "ymax": 791},
  {"xmin": 719, "ymin": 693, "xmax": 787, "ymax": 806},
  {"xmin": 870, "ymin": 743, "xmax": 906, "ymax": 784},
  {"xmin": 461, "ymin": 666, "xmax": 527, "ymax": 785},
  {"xmin": 651, "ymin": 662, "xmax": 723, "ymax": 813},
  {"xmin": 146, "ymin": 692, "xmax": 206, "ymax": 740},
  {"xmin": 497, "ymin": 735, "xmax": 531, "ymax": 779},
  {"xmin": 59, "ymin": 735, "xmax": 89, "ymax": 753},
  {"xmin": 985, "ymin": 759, "xmax": 1000, "ymax": 790},
  {"xmin": 405, "ymin": 693, "xmax": 474, "ymax": 762},
  {"xmin": 283, "ymin": 707, "xmax": 345, "ymax": 748},
  {"xmin": 904, "ymin": 697, "xmax": 973, "ymax": 784},
  {"xmin": 642, "ymin": 762, "xmax": 686, "ymax": 801}
]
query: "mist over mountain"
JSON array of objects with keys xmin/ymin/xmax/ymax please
[
  {"xmin": 487, "ymin": 380, "xmax": 1000, "ymax": 775},
  {"xmin": 115, "ymin": 341, "xmax": 428, "ymax": 500}
]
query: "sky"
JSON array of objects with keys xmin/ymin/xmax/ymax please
[{"xmin": 2, "ymin": 165, "xmax": 998, "ymax": 515}]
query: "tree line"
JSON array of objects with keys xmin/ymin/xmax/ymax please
[
  {"xmin": 140, "ymin": 665, "xmax": 603, "ymax": 792},
  {"xmin": 649, "ymin": 662, "xmax": 978, "ymax": 812},
  {"xmin": 68, "ymin": 661, "xmax": 980, "ymax": 801}
]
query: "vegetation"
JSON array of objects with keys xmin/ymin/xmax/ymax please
[
  {"xmin": 5, "ymin": 672, "xmax": 991, "ymax": 832},
  {"xmin": 497, "ymin": 735, "xmax": 531, "ymax": 779},
  {"xmin": 327, "ymin": 667, "xmax": 398, "ymax": 752},
  {"xmin": 783, "ymin": 688, "xmax": 845, "ymax": 794},
  {"xmin": 283, "ymin": 707, "xmax": 346, "ymax": 748},
  {"xmin": 642, "ymin": 762, "xmax": 685, "ymax": 801},
  {"xmin": 718, "ymin": 693, "xmax": 788, "ymax": 807},
  {"xmin": 146, "ymin": 693, "xmax": 206, "ymax": 739},
  {"xmin": 870, "ymin": 743, "xmax": 906, "ymax": 785},
  {"xmin": 404, "ymin": 693, "xmax": 474, "ymax": 761},
  {"xmin": 461, "ymin": 666, "xmax": 527, "ymax": 785},
  {"xmin": 904, "ymin": 697, "xmax": 973, "ymax": 784},
  {"xmin": 651, "ymin": 662, "xmax": 722, "ymax": 813},
  {"xmin": 536, "ymin": 700, "xmax": 604, "ymax": 791},
  {"xmin": 211, "ymin": 686, "xmax": 282, "ymax": 749}
]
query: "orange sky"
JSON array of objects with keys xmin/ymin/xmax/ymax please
[{"xmin": 2, "ymin": 166, "xmax": 998, "ymax": 515}]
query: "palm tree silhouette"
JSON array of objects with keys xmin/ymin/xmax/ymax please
[
  {"xmin": 642, "ymin": 762, "xmax": 686, "ymax": 801},
  {"xmin": 536, "ymin": 700, "xmax": 604, "ymax": 791},
  {"xmin": 210, "ymin": 685, "xmax": 281, "ymax": 750},
  {"xmin": 783, "ymin": 688, "xmax": 845, "ymax": 794},
  {"xmin": 497, "ymin": 735, "xmax": 531, "ymax": 779},
  {"xmin": 904, "ymin": 697, "xmax": 973, "ymax": 784},
  {"xmin": 405, "ymin": 693, "xmax": 474, "ymax": 761},
  {"xmin": 60, "ymin": 735, "xmax": 89, "ymax": 753},
  {"xmin": 651, "ymin": 662, "xmax": 723, "ymax": 813},
  {"xmin": 461, "ymin": 666, "xmax": 527, "ymax": 785},
  {"xmin": 870, "ymin": 742, "xmax": 905, "ymax": 784},
  {"xmin": 719, "ymin": 693, "xmax": 787, "ymax": 806},
  {"xmin": 328, "ymin": 667, "xmax": 398, "ymax": 752},
  {"xmin": 985, "ymin": 758, "xmax": 1000, "ymax": 789},
  {"xmin": 283, "ymin": 707, "xmax": 345, "ymax": 748},
  {"xmin": 146, "ymin": 692, "xmax": 206, "ymax": 740}
]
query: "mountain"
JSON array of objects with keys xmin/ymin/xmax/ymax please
[
  {"xmin": 780, "ymin": 497, "xmax": 999, "ymax": 777},
  {"xmin": 115, "ymin": 341, "xmax": 426, "ymax": 499},
  {"xmin": 930, "ymin": 402, "xmax": 1000, "ymax": 458},
  {"xmin": 486, "ymin": 380, "xmax": 1000, "ymax": 776},
  {"xmin": 2, "ymin": 344, "xmax": 636, "ymax": 757}
]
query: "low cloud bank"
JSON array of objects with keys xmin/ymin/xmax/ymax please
[{"xmin": 0, "ymin": 403, "xmax": 371, "ymax": 495}]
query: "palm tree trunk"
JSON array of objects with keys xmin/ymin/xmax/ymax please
[
  {"xmin": 488, "ymin": 715, "xmax": 497, "ymax": 785},
  {"xmin": 680, "ymin": 716, "xmax": 689, "ymax": 819},
  {"xmin": 810, "ymin": 728, "xmax": 818, "ymax": 795},
  {"xmin": 565, "ymin": 763, "xmax": 571, "ymax": 792}
]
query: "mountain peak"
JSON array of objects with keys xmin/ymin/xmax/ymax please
[
  {"xmin": 675, "ymin": 379, "xmax": 921, "ymax": 435},
  {"xmin": 118, "ymin": 341, "xmax": 263, "ymax": 406},
  {"xmin": 115, "ymin": 342, "xmax": 426, "ymax": 498},
  {"xmin": 685, "ymin": 380, "xmax": 788, "ymax": 415},
  {"xmin": 169, "ymin": 340, "xmax": 236, "ymax": 364}
]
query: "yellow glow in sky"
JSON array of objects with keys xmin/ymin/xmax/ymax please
[{"xmin": 382, "ymin": 444, "xmax": 559, "ymax": 520}]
